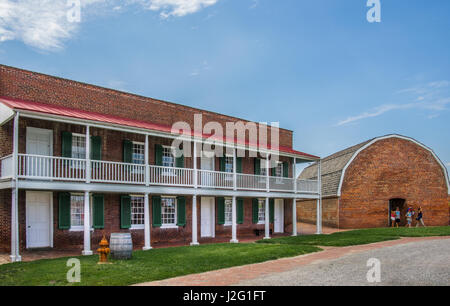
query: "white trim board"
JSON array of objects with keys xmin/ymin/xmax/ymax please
[{"xmin": 336, "ymin": 134, "xmax": 450, "ymax": 196}]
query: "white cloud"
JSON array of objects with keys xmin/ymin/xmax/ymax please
[
  {"xmin": 0, "ymin": 0, "xmax": 219, "ymax": 51},
  {"xmin": 337, "ymin": 81, "xmax": 450, "ymax": 126}
]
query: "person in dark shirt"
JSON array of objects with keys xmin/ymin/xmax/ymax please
[{"xmin": 415, "ymin": 207, "xmax": 426, "ymax": 227}]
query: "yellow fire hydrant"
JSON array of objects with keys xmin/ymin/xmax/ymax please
[{"xmin": 97, "ymin": 235, "xmax": 110, "ymax": 264}]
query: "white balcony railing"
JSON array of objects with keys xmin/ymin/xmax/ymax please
[
  {"xmin": 10, "ymin": 154, "xmax": 319, "ymax": 194},
  {"xmin": 18, "ymin": 154, "xmax": 86, "ymax": 181},
  {"xmin": 197, "ymin": 169, "xmax": 234, "ymax": 189}
]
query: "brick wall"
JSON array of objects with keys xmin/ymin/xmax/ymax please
[
  {"xmin": 339, "ymin": 137, "xmax": 449, "ymax": 228},
  {"xmin": 0, "ymin": 189, "xmax": 11, "ymax": 252},
  {"xmin": 0, "ymin": 64, "xmax": 293, "ymax": 148},
  {"xmin": 296, "ymin": 197, "xmax": 339, "ymax": 227}
]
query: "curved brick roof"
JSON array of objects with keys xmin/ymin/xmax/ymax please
[{"xmin": 299, "ymin": 134, "xmax": 450, "ymax": 197}]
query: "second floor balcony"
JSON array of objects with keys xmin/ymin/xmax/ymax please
[{"xmin": 0, "ymin": 153, "xmax": 319, "ymax": 194}]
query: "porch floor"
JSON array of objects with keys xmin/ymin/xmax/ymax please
[{"xmin": 0, "ymin": 223, "xmax": 346, "ymax": 264}]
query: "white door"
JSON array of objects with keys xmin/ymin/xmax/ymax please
[
  {"xmin": 274, "ymin": 199, "xmax": 284, "ymax": 233},
  {"xmin": 26, "ymin": 127, "xmax": 53, "ymax": 177},
  {"xmin": 201, "ymin": 154, "xmax": 215, "ymax": 187},
  {"xmin": 26, "ymin": 192, "xmax": 53, "ymax": 248},
  {"xmin": 201, "ymin": 197, "xmax": 215, "ymax": 237}
]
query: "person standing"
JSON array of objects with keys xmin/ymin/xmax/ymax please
[
  {"xmin": 395, "ymin": 207, "xmax": 401, "ymax": 228},
  {"xmin": 416, "ymin": 207, "xmax": 426, "ymax": 227},
  {"xmin": 405, "ymin": 208, "xmax": 413, "ymax": 228},
  {"xmin": 390, "ymin": 210, "xmax": 396, "ymax": 227}
]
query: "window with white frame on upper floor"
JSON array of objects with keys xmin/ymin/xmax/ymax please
[
  {"xmin": 72, "ymin": 134, "xmax": 86, "ymax": 159},
  {"xmin": 161, "ymin": 197, "xmax": 177, "ymax": 227},
  {"xmin": 224, "ymin": 156, "xmax": 233, "ymax": 173},
  {"xmin": 70, "ymin": 194, "xmax": 92, "ymax": 231},
  {"xmin": 130, "ymin": 195, "xmax": 145, "ymax": 229},
  {"xmin": 132, "ymin": 142, "xmax": 145, "ymax": 165},
  {"xmin": 258, "ymin": 199, "xmax": 265, "ymax": 224},
  {"xmin": 162, "ymin": 146, "xmax": 175, "ymax": 168},
  {"xmin": 275, "ymin": 161, "xmax": 283, "ymax": 178},
  {"xmin": 224, "ymin": 198, "xmax": 232, "ymax": 225}
]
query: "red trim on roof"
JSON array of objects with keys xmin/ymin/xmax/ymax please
[{"xmin": 0, "ymin": 96, "xmax": 319, "ymax": 159}]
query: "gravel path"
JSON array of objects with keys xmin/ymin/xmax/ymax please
[{"xmin": 237, "ymin": 238, "xmax": 450, "ymax": 286}]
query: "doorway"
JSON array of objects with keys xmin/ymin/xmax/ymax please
[
  {"xmin": 201, "ymin": 197, "xmax": 215, "ymax": 238},
  {"xmin": 274, "ymin": 199, "xmax": 284, "ymax": 233},
  {"xmin": 389, "ymin": 198, "xmax": 406, "ymax": 227},
  {"xmin": 26, "ymin": 191, "xmax": 53, "ymax": 248}
]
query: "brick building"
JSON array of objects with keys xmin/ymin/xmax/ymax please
[
  {"xmin": 0, "ymin": 65, "xmax": 320, "ymax": 262},
  {"xmin": 297, "ymin": 135, "xmax": 450, "ymax": 229}
]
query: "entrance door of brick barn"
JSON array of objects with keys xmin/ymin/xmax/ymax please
[{"xmin": 389, "ymin": 198, "xmax": 406, "ymax": 227}]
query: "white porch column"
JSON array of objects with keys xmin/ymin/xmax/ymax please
[
  {"xmin": 85, "ymin": 126, "xmax": 91, "ymax": 183},
  {"xmin": 10, "ymin": 113, "xmax": 21, "ymax": 262},
  {"xmin": 145, "ymin": 134, "xmax": 150, "ymax": 186},
  {"xmin": 143, "ymin": 193, "xmax": 152, "ymax": 250},
  {"xmin": 316, "ymin": 159, "xmax": 322, "ymax": 235},
  {"xmin": 292, "ymin": 198, "xmax": 297, "ymax": 236},
  {"xmin": 264, "ymin": 197, "xmax": 270, "ymax": 239},
  {"xmin": 292, "ymin": 158, "xmax": 298, "ymax": 236},
  {"xmin": 191, "ymin": 195, "xmax": 199, "ymax": 246},
  {"xmin": 230, "ymin": 196, "xmax": 238, "ymax": 243},
  {"xmin": 233, "ymin": 148, "xmax": 237, "ymax": 191},
  {"xmin": 82, "ymin": 191, "xmax": 93, "ymax": 255}
]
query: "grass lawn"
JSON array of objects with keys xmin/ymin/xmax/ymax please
[
  {"xmin": 1, "ymin": 226, "xmax": 448, "ymax": 286},
  {"xmin": 0, "ymin": 243, "xmax": 320, "ymax": 286},
  {"xmin": 257, "ymin": 226, "xmax": 450, "ymax": 247}
]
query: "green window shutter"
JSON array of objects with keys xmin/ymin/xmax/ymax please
[
  {"xmin": 177, "ymin": 196, "xmax": 186, "ymax": 226},
  {"xmin": 237, "ymin": 198, "xmax": 244, "ymax": 224},
  {"xmin": 252, "ymin": 198, "xmax": 259, "ymax": 224},
  {"xmin": 123, "ymin": 140, "xmax": 133, "ymax": 163},
  {"xmin": 254, "ymin": 158, "xmax": 261, "ymax": 175},
  {"xmin": 271, "ymin": 164, "xmax": 276, "ymax": 177},
  {"xmin": 120, "ymin": 195, "xmax": 131, "ymax": 229},
  {"xmin": 92, "ymin": 194, "xmax": 104, "ymax": 229},
  {"xmin": 58, "ymin": 192, "xmax": 71, "ymax": 229},
  {"xmin": 269, "ymin": 199, "xmax": 275, "ymax": 223},
  {"xmin": 61, "ymin": 132, "xmax": 72, "ymax": 158},
  {"xmin": 219, "ymin": 157, "xmax": 225, "ymax": 172},
  {"xmin": 91, "ymin": 136, "xmax": 102, "ymax": 161},
  {"xmin": 236, "ymin": 157, "xmax": 243, "ymax": 173},
  {"xmin": 155, "ymin": 144, "xmax": 163, "ymax": 166},
  {"xmin": 217, "ymin": 197, "xmax": 225, "ymax": 225},
  {"xmin": 176, "ymin": 154, "xmax": 184, "ymax": 168},
  {"xmin": 152, "ymin": 196, "xmax": 162, "ymax": 227},
  {"xmin": 283, "ymin": 162, "xmax": 289, "ymax": 178}
]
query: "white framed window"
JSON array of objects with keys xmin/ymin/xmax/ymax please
[
  {"xmin": 130, "ymin": 195, "xmax": 145, "ymax": 229},
  {"xmin": 72, "ymin": 133, "xmax": 86, "ymax": 159},
  {"xmin": 161, "ymin": 197, "xmax": 177, "ymax": 227},
  {"xmin": 132, "ymin": 142, "xmax": 145, "ymax": 165},
  {"xmin": 224, "ymin": 156, "xmax": 233, "ymax": 173},
  {"xmin": 275, "ymin": 162, "xmax": 283, "ymax": 177},
  {"xmin": 70, "ymin": 194, "xmax": 92, "ymax": 231},
  {"xmin": 224, "ymin": 198, "xmax": 232, "ymax": 225},
  {"xmin": 162, "ymin": 146, "xmax": 175, "ymax": 168},
  {"xmin": 258, "ymin": 199, "xmax": 265, "ymax": 224}
]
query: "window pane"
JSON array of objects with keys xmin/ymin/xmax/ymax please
[
  {"xmin": 258, "ymin": 199, "xmax": 265, "ymax": 223},
  {"xmin": 131, "ymin": 196, "xmax": 145, "ymax": 225},
  {"xmin": 225, "ymin": 198, "xmax": 232, "ymax": 225},
  {"xmin": 162, "ymin": 147, "xmax": 175, "ymax": 168},
  {"xmin": 225, "ymin": 157, "xmax": 233, "ymax": 173},
  {"xmin": 72, "ymin": 135, "xmax": 86, "ymax": 159},
  {"xmin": 132, "ymin": 143, "xmax": 145, "ymax": 165},
  {"xmin": 161, "ymin": 197, "xmax": 176, "ymax": 225},
  {"xmin": 71, "ymin": 195, "xmax": 84, "ymax": 226}
]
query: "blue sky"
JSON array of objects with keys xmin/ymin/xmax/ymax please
[{"xmin": 1, "ymin": 0, "xmax": 449, "ymax": 173}]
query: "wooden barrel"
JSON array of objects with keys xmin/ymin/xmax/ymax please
[{"xmin": 110, "ymin": 233, "xmax": 133, "ymax": 260}]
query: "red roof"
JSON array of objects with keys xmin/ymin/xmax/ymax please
[{"xmin": 0, "ymin": 96, "xmax": 319, "ymax": 160}]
